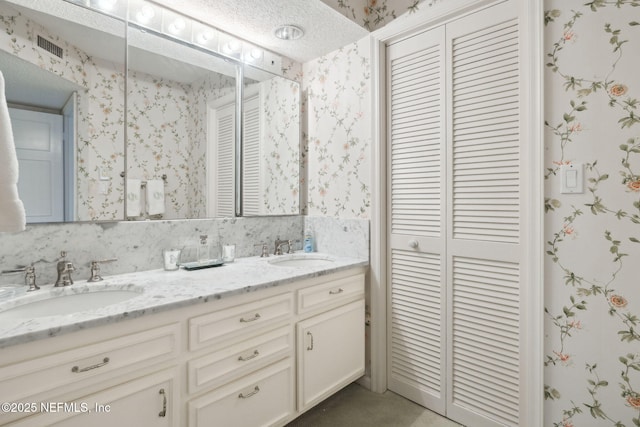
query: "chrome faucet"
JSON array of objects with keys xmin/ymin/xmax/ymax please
[
  {"xmin": 1, "ymin": 264, "xmax": 39, "ymax": 291},
  {"xmin": 274, "ymin": 238, "xmax": 293, "ymax": 255},
  {"xmin": 54, "ymin": 251, "xmax": 75, "ymax": 287}
]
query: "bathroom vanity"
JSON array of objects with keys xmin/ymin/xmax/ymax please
[{"xmin": 0, "ymin": 254, "xmax": 367, "ymax": 426}]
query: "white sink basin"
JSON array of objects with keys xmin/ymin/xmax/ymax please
[
  {"xmin": 0, "ymin": 286, "xmax": 143, "ymax": 320},
  {"xmin": 268, "ymin": 254, "xmax": 335, "ymax": 268}
]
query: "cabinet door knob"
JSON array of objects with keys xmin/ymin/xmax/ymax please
[
  {"xmin": 158, "ymin": 388, "xmax": 167, "ymax": 418},
  {"xmin": 408, "ymin": 239, "xmax": 419, "ymax": 249}
]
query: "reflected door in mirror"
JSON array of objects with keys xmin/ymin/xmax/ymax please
[{"xmin": 10, "ymin": 107, "xmax": 66, "ymax": 223}]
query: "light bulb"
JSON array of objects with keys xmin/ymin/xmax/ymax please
[
  {"xmin": 97, "ymin": 0, "xmax": 117, "ymax": 11},
  {"xmin": 168, "ymin": 18, "xmax": 186, "ymax": 34},
  {"xmin": 224, "ymin": 39, "xmax": 241, "ymax": 54},
  {"xmin": 136, "ymin": 5, "xmax": 155, "ymax": 24},
  {"xmin": 197, "ymin": 29, "xmax": 214, "ymax": 44},
  {"xmin": 250, "ymin": 48, "xmax": 263, "ymax": 59}
]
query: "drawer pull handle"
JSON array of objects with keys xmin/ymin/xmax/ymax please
[
  {"xmin": 307, "ymin": 331, "xmax": 314, "ymax": 351},
  {"xmin": 240, "ymin": 313, "xmax": 261, "ymax": 323},
  {"xmin": 238, "ymin": 350, "xmax": 260, "ymax": 362},
  {"xmin": 238, "ymin": 386, "xmax": 260, "ymax": 399},
  {"xmin": 158, "ymin": 388, "xmax": 167, "ymax": 418},
  {"xmin": 71, "ymin": 357, "xmax": 110, "ymax": 373},
  {"xmin": 329, "ymin": 288, "xmax": 344, "ymax": 295}
]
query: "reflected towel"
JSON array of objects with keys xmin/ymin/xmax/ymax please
[
  {"xmin": 0, "ymin": 71, "xmax": 26, "ymax": 232},
  {"xmin": 126, "ymin": 179, "xmax": 142, "ymax": 217},
  {"xmin": 146, "ymin": 179, "xmax": 165, "ymax": 216}
]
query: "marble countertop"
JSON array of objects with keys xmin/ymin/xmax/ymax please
[{"xmin": 0, "ymin": 253, "xmax": 368, "ymax": 349}]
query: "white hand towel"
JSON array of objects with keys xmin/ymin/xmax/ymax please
[
  {"xmin": 146, "ymin": 179, "xmax": 165, "ymax": 216},
  {"xmin": 126, "ymin": 179, "xmax": 142, "ymax": 217},
  {"xmin": 0, "ymin": 71, "xmax": 26, "ymax": 232}
]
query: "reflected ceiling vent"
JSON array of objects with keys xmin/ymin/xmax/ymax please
[{"xmin": 37, "ymin": 35, "xmax": 64, "ymax": 59}]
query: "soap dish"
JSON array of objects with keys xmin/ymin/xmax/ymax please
[{"xmin": 180, "ymin": 259, "xmax": 224, "ymax": 270}]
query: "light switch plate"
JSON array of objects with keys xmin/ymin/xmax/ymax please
[{"xmin": 560, "ymin": 163, "xmax": 583, "ymax": 194}]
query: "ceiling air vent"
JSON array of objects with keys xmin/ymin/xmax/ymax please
[{"xmin": 37, "ymin": 35, "xmax": 64, "ymax": 59}]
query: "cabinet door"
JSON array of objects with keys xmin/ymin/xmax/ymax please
[
  {"xmin": 13, "ymin": 370, "xmax": 177, "ymax": 427},
  {"xmin": 297, "ymin": 299, "xmax": 365, "ymax": 411}
]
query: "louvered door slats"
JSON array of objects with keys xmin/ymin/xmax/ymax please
[
  {"xmin": 215, "ymin": 105, "xmax": 234, "ymax": 217},
  {"xmin": 388, "ymin": 4, "xmax": 523, "ymax": 425},
  {"xmin": 242, "ymin": 95, "xmax": 261, "ymax": 215}
]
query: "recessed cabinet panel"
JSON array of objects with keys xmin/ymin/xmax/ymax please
[
  {"xmin": 296, "ymin": 274, "xmax": 364, "ymax": 315},
  {"xmin": 188, "ymin": 326, "xmax": 293, "ymax": 394},
  {"xmin": 11, "ymin": 369, "xmax": 178, "ymax": 427},
  {"xmin": 188, "ymin": 359, "xmax": 294, "ymax": 427},
  {"xmin": 0, "ymin": 323, "xmax": 180, "ymax": 407},
  {"xmin": 188, "ymin": 293, "xmax": 293, "ymax": 351},
  {"xmin": 297, "ymin": 299, "xmax": 365, "ymax": 411}
]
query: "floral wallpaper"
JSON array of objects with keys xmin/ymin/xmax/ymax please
[
  {"xmin": 544, "ymin": 1, "xmax": 640, "ymax": 425},
  {"xmin": 0, "ymin": 2, "xmax": 126, "ymax": 221},
  {"xmin": 258, "ymin": 75, "xmax": 301, "ymax": 215},
  {"xmin": 302, "ymin": 37, "xmax": 371, "ymax": 219},
  {"xmin": 127, "ymin": 68, "xmax": 236, "ymax": 219},
  {"xmin": 321, "ymin": 0, "xmax": 440, "ymax": 31}
]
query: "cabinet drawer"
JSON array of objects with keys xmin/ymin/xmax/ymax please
[
  {"xmin": 0, "ymin": 323, "xmax": 179, "ymax": 405},
  {"xmin": 188, "ymin": 359, "xmax": 294, "ymax": 427},
  {"xmin": 297, "ymin": 273, "xmax": 364, "ymax": 314},
  {"xmin": 188, "ymin": 326, "xmax": 292, "ymax": 394},
  {"xmin": 189, "ymin": 293, "xmax": 292, "ymax": 351}
]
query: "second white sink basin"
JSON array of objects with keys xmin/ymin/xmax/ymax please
[
  {"xmin": 0, "ymin": 286, "xmax": 143, "ymax": 320},
  {"xmin": 268, "ymin": 254, "xmax": 335, "ymax": 268}
]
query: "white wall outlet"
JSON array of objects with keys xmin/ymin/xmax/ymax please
[{"xmin": 560, "ymin": 163, "xmax": 583, "ymax": 194}]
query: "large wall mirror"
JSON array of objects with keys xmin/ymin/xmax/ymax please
[{"xmin": 0, "ymin": 0, "xmax": 301, "ymax": 223}]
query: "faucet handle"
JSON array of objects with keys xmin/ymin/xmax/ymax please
[
  {"xmin": 1, "ymin": 264, "xmax": 39, "ymax": 291},
  {"xmin": 88, "ymin": 258, "xmax": 118, "ymax": 282},
  {"xmin": 253, "ymin": 243, "xmax": 269, "ymax": 258}
]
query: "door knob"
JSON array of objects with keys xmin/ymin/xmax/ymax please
[{"xmin": 408, "ymin": 239, "xmax": 419, "ymax": 249}]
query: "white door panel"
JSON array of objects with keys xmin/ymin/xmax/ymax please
[{"xmin": 9, "ymin": 108, "xmax": 64, "ymax": 223}]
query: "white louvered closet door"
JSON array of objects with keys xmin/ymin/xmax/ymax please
[
  {"xmin": 446, "ymin": 2, "xmax": 521, "ymax": 426},
  {"xmin": 387, "ymin": 1, "xmax": 523, "ymax": 426},
  {"xmin": 387, "ymin": 26, "xmax": 447, "ymax": 414}
]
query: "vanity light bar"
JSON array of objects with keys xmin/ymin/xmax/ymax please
[
  {"xmin": 63, "ymin": 0, "xmax": 282, "ymax": 72},
  {"xmin": 67, "ymin": 0, "xmax": 272, "ymax": 67}
]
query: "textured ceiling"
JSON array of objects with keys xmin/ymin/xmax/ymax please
[{"xmin": 150, "ymin": 0, "xmax": 369, "ymax": 63}]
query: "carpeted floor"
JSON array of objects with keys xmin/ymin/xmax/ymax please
[{"xmin": 286, "ymin": 383, "xmax": 463, "ymax": 427}]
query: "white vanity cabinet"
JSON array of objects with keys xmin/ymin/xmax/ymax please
[
  {"xmin": 295, "ymin": 274, "xmax": 365, "ymax": 412},
  {"xmin": 0, "ymin": 266, "xmax": 366, "ymax": 427}
]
